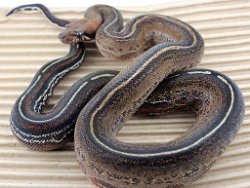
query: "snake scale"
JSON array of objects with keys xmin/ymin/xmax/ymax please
[{"xmin": 7, "ymin": 4, "xmax": 244, "ymax": 188}]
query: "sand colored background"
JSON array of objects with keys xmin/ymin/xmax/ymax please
[{"xmin": 0, "ymin": 0, "xmax": 250, "ymax": 187}]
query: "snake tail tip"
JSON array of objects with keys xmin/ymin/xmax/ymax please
[{"xmin": 5, "ymin": 8, "xmax": 18, "ymax": 17}]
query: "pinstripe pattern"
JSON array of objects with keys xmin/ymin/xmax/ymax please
[{"xmin": 0, "ymin": 1, "xmax": 246, "ymax": 188}]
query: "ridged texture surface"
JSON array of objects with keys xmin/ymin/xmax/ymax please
[{"xmin": 0, "ymin": 0, "xmax": 249, "ymax": 187}]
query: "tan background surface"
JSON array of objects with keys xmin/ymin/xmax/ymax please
[{"xmin": 0, "ymin": 0, "xmax": 250, "ymax": 187}]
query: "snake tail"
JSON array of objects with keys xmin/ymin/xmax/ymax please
[{"xmin": 6, "ymin": 3, "xmax": 70, "ymax": 28}]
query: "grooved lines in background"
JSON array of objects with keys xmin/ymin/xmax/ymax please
[{"xmin": 0, "ymin": 0, "xmax": 250, "ymax": 187}]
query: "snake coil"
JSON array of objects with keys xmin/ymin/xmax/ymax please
[{"xmin": 7, "ymin": 4, "xmax": 244, "ymax": 188}]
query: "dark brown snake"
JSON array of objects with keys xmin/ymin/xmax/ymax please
[{"xmin": 7, "ymin": 4, "xmax": 245, "ymax": 188}]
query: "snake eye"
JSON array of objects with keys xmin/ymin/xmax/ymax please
[{"xmin": 76, "ymin": 31, "xmax": 84, "ymax": 37}]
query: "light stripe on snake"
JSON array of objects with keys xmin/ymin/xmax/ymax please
[{"xmin": 7, "ymin": 4, "xmax": 244, "ymax": 188}]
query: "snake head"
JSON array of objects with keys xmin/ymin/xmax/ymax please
[
  {"xmin": 58, "ymin": 18, "xmax": 99, "ymax": 44},
  {"xmin": 58, "ymin": 30, "xmax": 92, "ymax": 44}
]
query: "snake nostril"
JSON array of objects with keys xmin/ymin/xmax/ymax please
[{"xmin": 58, "ymin": 33, "xmax": 64, "ymax": 39}]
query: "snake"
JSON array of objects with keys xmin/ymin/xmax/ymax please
[{"xmin": 7, "ymin": 4, "xmax": 245, "ymax": 188}]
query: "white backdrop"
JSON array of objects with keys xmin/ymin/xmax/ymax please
[{"xmin": 1, "ymin": 0, "xmax": 182, "ymax": 7}]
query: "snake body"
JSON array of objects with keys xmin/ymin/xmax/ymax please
[{"xmin": 7, "ymin": 4, "xmax": 244, "ymax": 188}]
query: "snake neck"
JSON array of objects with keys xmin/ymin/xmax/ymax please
[
  {"xmin": 58, "ymin": 5, "xmax": 123, "ymax": 44},
  {"xmin": 84, "ymin": 5, "xmax": 124, "ymax": 33}
]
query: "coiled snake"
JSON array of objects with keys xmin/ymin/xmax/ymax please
[{"xmin": 7, "ymin": 4, "xmax": 244, "ymax": 188}]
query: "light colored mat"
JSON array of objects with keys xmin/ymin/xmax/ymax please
[{"xmin": 0, "ymin": 0, "xmax": 250, "ymax": 187}]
